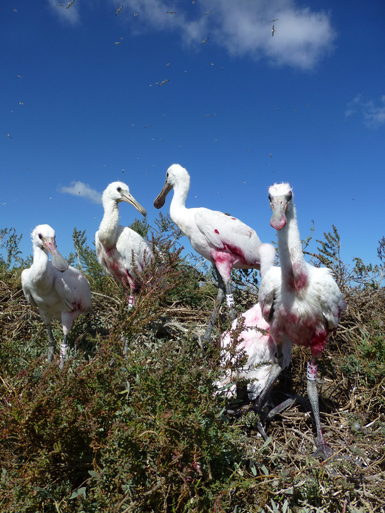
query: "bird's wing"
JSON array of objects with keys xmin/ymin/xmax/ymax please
[
  {"xmin": 53, "ymin": 275, "xmax": 75, "ymax": 312},
  {"xmin": 21, "ymin": 268, "xmax": 38, "ymax": 307},
  {"xmin": 259, "ymin": 267, "xmax": 281, "ymax": 322},
  {"xmin": 308, "ymin": 265, "xmax": 346, "ymax": 330},
  {"xmin": 311, "ymin": 267, "xmax": 347, "ymax": 330},
  {"xmin": 53, "ymin": 266, "xmax": 92, "ymax": 313},
  {"xmin": 195, "ymin": 208, "xmax": 261, "ymax": 255},
  {"xmin": 112, "ymin": 227, "xmax": 154, "ymax": 278}
]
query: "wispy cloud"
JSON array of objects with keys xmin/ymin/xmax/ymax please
[
  {"xmin": 60, "ymin": 181, "xmax": 102, "ymax": 203},
  {"xmin": 111, "ymin": 0, "xmax": 335, "ymax": 69},
  {"xmin": 346, "ymin": 94, "xmax": 385, "ymax": 129},
  {"xmin": 48, "ymin": 0, "xmax": 80, "ymax": 26}
]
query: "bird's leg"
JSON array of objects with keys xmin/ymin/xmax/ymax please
[
  {"xmin": 225, "ymin": 281, "xmax": 236, "ymax": 321},
  {"xmin": 46, "ymin": 324, "xmax": 56, "ymax": 363},
  {"xmin": 202, "ymin": 267, "xmax": 226, "ymax": 343},
  {"xmin": 59, "ymin": 313, "xmax": 74, "ymax": 370},
  {"xmin": 252, "ymin": 343, "xmax": 285, "ymax": 439},
  {"xmin": 254, "ymin": 343, "xmax": 284, "ymax": 413},
  {"xmin": 307, "ymin": 358, "xmax": 332, "ymax": 459},
  {"xmin": 59, "ymin": 334, "xmax": 69, "ymax": 371},
  {"xmin": 128, "ymin": 295, "xmax": 135, "ymax": 309}
]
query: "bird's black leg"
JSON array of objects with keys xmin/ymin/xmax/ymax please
[
  {"xmin": 252, "ymin": 343, "xmax": 285, "ymax": 438},
  {"xmin": 203, "ymin": 266, "xmax": 226, "ymax": 343},
  {"xmin": 46, "ymin": 324, "xmax": 56, "ymax": 363},
  {"xmin": 307, "ymin": 359, "xmax": 332, "ymax": 459},
  {"xmin": 254, "ymin": 343, "xmax": 284, "ymax": 412}
]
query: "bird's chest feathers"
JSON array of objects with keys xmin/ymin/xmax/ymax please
[
  {"xmin": 102, "ymin": 246, "xmax": 126, "ymax": 277},
  {"xmin": 31, "ymin": 261, "xmax": 56, "ymax": 294},
  {"xmin": 274, "ymin": 297, "xmax": 328, "ymax": 355}
]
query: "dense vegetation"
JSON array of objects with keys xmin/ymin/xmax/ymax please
[{"xmin": 0, "ymin": 219, "xmax": 384, "ymax": 512}]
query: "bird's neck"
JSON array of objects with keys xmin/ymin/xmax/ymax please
[
  {"xmin": 32, "ymin": 245, "xmax": 50, "ymax": 281},
  {"xmin": 169, "ymin": 178, "xmax": 190, "ymax": 223},
  {"xmin": 98, "ymin": 201, "xmax": 120, "ymax": 249},
  {"xmin": 277, "ymin": 205, "xmax": 308, "ymax": 292}
]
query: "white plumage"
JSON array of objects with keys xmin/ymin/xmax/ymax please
[
  {"xmin": 215, "ymin": 303, "xmax": 292, "ymax": 401},
  {"xmin": 259, "ymin": 183, "xmax": 346, "ymax": 356},
  {"xmin": 21, "ymin": 224, "xmax": 92, "ymax": 369},
  {"xmin": 154, "ymin": 164, "xmax": 272, "ymax": 340},
  {"xmin": 95, "ymin": 181, "xmax": 153, "ymax": 307},
  {"xmin": 257, "ymin": 183, "xmax": 347, "ymax": 457}
]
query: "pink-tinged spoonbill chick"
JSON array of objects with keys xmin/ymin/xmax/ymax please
[
  {"xmin": 21, "ymin": 225, "xmax": 92, "ymax": 369},
  {"xmin": 154, "ymin": 164, "xmax": 274, "ymax": 342},
  {"xmin": 95, "ymin": 182, "xmax": 153, "ymax": 308},
  {"xmin": 257, "ymin": 183, "xmax": 347, "ymax": 458},
  {"xmin": 215, "ymin": 303, "xmax": 292, "ymax": 402}
]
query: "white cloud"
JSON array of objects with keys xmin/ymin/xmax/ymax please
[
  {"xmin": 346, "ymin": 95, "xmax": 385, "ymax": 129},
  {"xmin": 48, "ymin": 0, "xmax": 80, "ymax": 26},
  {"xmin": 60, "ymin": 181, "xmax": 102, "ymax": 203},
  {"xmin": 112, "ymin": 0, "xmax": 335, "ymax": 69}
]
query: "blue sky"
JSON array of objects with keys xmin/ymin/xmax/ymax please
[{"xmin": 1, "ymin": 0, "xmax": 385, "ymax": 269}]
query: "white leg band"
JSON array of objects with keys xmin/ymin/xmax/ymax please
[
  {"xmin": 128, "ymin": 295, "xmax": 135, "ymax": 308},
  {"xmin": 60, "ymin": 343, "xmax": 68, "ymax": 359},
  {"xmin": 307, "ymin": 361, "xmax": 318, "ymax": 381},
  {"xmin": 226, "ymin": 294, "xmax": 235, "ymax": 308}
]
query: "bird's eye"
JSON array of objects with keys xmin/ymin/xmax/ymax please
[
  {"xmin": 166, "ymin": 172, "xmax": 169, "ymax": 179},
  {"xmin": 117, "ymin": 187, "xmax": 122, "ymax": 192},
  {"xmin": 38, "ymin": 234, "xmax": 43, "ymax": 240},
  {"xmin": 286, "ymin": 191, "xmax": 292, "ymax": 201},
  {"xmin": 268, "ymin": 194, "xmax": 272, "ymax": 201}
]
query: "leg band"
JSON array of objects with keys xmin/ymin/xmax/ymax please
[
  {"xmin": 226, "ymin": 294, "xmax": 235, "ymax": 308},
  {"xmin": 128, "ymin": 295, "xmax": 135, "ymax": 308},
  {"xmin": 307, "ymin": 361, "xmax": 318, "ymax": 381},
  {"xmin": 275, "ymin": 353, "xmax": 284, "ymax": 365},
  {"xmin": 60, "ymin": 343, "xmax": 68, "ymax": 359}
]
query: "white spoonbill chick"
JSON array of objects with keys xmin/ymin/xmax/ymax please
[
  {"xmin": 154, "ymin": 164, "xmax": 271, "ymax": 342},
  {"xmin": 21, "ymin": 225, "xmax": 92, "ymax": 370},
  {"xmin": 257, "ymin": 183, "xmax": 347, "ymax": 458},
  {"xmin": 95, "ymin": 182, "xmax": 153, "ymax": 308}
]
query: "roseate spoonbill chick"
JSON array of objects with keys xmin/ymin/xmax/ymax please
[
  {"xmin": 21, "ymin": 225, "xmax": 92, "ymax": 370},
  {"xmin": 154, "ymin": 164, "xmax": 267, "ymax": 341},
  {"xmin": 257, "ymin": 183, "xmax": 347, "ymax": 458},
  {"xmin": 215, "ymin": 303, "xmax": 292, "ymax": 405},
  {"xmin": 96, "ymin": 182, "xmax": 153, "ymax": 308}
]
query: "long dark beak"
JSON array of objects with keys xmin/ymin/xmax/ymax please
[
  {"xmin": 154, "ymin": 180, "xmax": 173, "ymax": 209},
  {"xmin": 43, "ymin": 237, "xmax": 69, "ymax": 272}
]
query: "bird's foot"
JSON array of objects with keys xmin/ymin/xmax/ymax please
[
  {"xmin": 264, "ymin": 397, "xmax": 296, "ymax": 421},
  {"xmin": 311, "ymin": 441, "xmax": 333, "ymax": 460}
]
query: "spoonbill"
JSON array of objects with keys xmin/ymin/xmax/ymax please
[
  {"xmin": 216, "ymin": 302, "xmax": 292, "ymax": 405},
  {"xmin": 95, "ymin": 181, "xmax": 153, "ymax": 307},
  {"xmin": 21, "ymin": 225, "xmax": 92, "ymax": 369},
  {"xmin": 257, "ymin": 183, "xmax": 347, "ymax": 458},
  {"xmin": 153, "ymin": 164, "xmax": 270, "ymax": 341}
]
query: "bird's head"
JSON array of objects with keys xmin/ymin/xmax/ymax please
[
  {"xmin": 102, "ymin": 182, "xmax": 147, "ymax": 216},
  {"xmin": 268, "ymin": 183, "xmax": 293, "ymax": 230},
  {"xmin": 31, "ymin": 225, "xmax": 69, "ymax": 272},
  {"xmin": 153, "ymin": 164, "xmax": 190, "ymax": 209}
]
